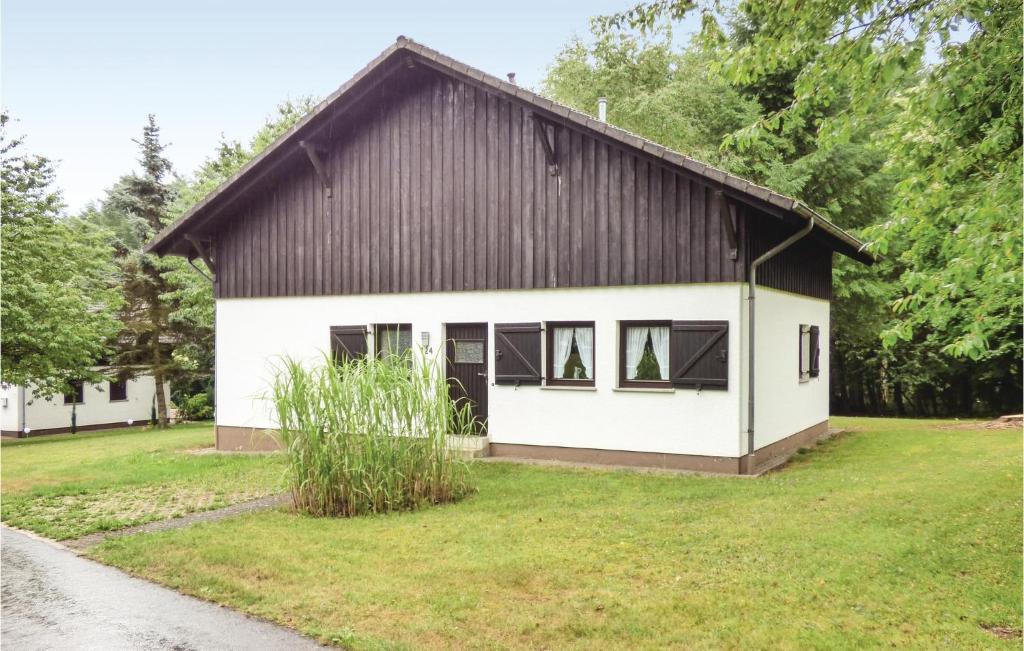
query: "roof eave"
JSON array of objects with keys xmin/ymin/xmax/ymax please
[
  {"xmin": 144, "ymin": 40, "xmax": 409, "ymax": 256},
  {"xmin": 792, "ymin": 202, "xmax": 875, "ymax": 265}
]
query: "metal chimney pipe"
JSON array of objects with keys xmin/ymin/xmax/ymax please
[
  {"xmin": 507, "ymin": 72, "xmax": 516, "ymax": 85},
  {"xmin": 597, "ymin": 97, "xmax": 608, "ymax": 123}
]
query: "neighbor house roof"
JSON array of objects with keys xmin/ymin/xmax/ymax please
[{"xmin": 146, "ymin": 36, "xmax": 873, "ymax": 264}]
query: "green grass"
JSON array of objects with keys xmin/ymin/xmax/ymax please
[
  {"xmin": 87, "ymin": 417, "xmax": 1022, "ymax": 649},
  {"xmin": 1, "ymin": 424, "xmax": 284, "ymax": 539}
]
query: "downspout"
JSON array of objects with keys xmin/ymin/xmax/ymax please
[
  {"xmin": 745, "ymin": 215, "xmax": 815, "ymax": 474},
  {"xmin": 19, "ymin": 385, "xmax": 26, "ymax": 437}
]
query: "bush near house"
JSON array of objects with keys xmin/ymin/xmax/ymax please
[
  {"xmin": 268, "ymin": 352, "xmax": 475, "ymax": 517},
  {"xmin": 177, "ymin": 392, "xmax": 213, "ymax": 421},
  {"xmin": 635, "ymin": 347, "xmax": 662, "ymax": 380}
]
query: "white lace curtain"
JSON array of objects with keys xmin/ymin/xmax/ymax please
[
  {"xmin": 575, "ymin": 327, "xmax": 594, "ymax": 379},
  {"xmin": 650, "ymin": 326, "xmax": 670, "ymax": 380},
  {"xmin": 625, "ymin": 327, "xmax": 648, "ymax": 379},
  {"xmin": 553, "ymin": 326, "xmax": 595, "ymax": 379},
  {"xmin": 553, "ymin": 328, "xmax": 574, "ymax": 378}
]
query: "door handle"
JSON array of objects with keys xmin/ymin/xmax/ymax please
[{"xmin": 476, "ymin": 372, "xmax": 488, "ymax": 378}]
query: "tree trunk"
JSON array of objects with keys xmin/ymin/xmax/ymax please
[
  {"xmin": 894, "ymin": 382, "xmax": 906, "ymax": 417},
  {"xmin": 146, "ymin": 265, "xmax": 170, "ymax": 428},
  {"xmin": 153, "ymin": 366, "xmax": 168, "ymax": 428},
  {"xmin": 855, "ymin": 379, "xmax": 867, "ymax": 414},
  {"xmin": 832, "ymin": 346, "xmax": 849, "ymax": 414},
  {"xmin": 150, "ymin": 296, "xmax": 169, "ymax": 428},
  {"xmin": 958, "ymin": 375, "xmax": 973, "ymax": 417}
]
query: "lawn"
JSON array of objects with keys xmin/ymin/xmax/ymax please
[
  {"xmin": 88, "ymin": 417, "xmax": 1022, "ymax": 649},
  {"xmin": 1, "ymin": 424, "xmax": 285, "ymax": 539}
]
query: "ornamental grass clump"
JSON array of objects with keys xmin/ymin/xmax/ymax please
[{"xmin": 268, "ymin": 350, "xmax": 476, "ymax": 517}]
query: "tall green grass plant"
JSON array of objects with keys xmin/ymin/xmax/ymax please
[{"xmin": 268, "ymin": 350, "xmax": 475, "ymax": 517}]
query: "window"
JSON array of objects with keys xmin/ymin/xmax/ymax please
[
  {"xmin": 545, "ymin": 322, "xmax": 595, "ymax": 386},
  {"xmin": 799, "ymin": 324, "xmax": 821, "ymax": 381},
  {"xmin": 63, "ymin": 380, "xmax": 84, "ymax": 405},
  {"xmin": 109, "ymin": 378, "xmax": 128, "ymax": 401},
  {"xmin": 619, "ymin": 321, "xmax": 671, "ymax": 387},
  {"xmin": 453, "ymin": 340, "xmax": 485, "ymax": 364},
  {"xmin": 375, "ymin": 324, "xmax": 413, "ymax": 362},
  {"xmin": 614, "ymin": 320, "xmax": 730, "ymax": 390}
]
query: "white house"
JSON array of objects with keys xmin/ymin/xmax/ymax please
[
  {"xmin": 144, "ymin": 38, "xmax": 872, "ymax": 474},
  {"xmin": 1, "ymin": 373, "xmax": 168, "ymax": 438}
]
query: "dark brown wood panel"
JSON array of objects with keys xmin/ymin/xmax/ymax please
[
  {"xmin": 745, "ymin": 210, "xmax": 833, "ymax": 301},
  {"xmin": 212, "ymin": 67, "xmax": 830, "ymax": 300}
]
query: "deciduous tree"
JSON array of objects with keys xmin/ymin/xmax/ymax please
[{"xmin": 0, "ymin": 113, "xmax": 122, "ymax": 397}]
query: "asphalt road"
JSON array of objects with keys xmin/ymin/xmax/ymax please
[{"xmin": 1, "ymin": 526, "xmax": 324, "ymax": 650}]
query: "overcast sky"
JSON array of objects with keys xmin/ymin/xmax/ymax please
[{"xmin": 3, "ymin": 1, "xmax": 702, "ymax": 214}]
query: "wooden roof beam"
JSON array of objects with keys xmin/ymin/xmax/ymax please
[
  {"xmin": 716, "ymin": 191, "xmax": 739, "ymax": 260},
  {"xmin": 184, "ymin": 234, "xmax": 216, "ymax": 281},
  {"xmin": 529, "ymin": 113, "xmax": 559, "ymax": 176},
  {"xmin": 299, "ymin": 141, "xmax": 332, "ymax": 197}
]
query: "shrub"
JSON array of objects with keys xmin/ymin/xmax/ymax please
[
  {"xmin": 635, "ymin": 349, "xmax": 662, "ymax": 381},
  {"xmin": 178, "ymin": 392, "xmax": 214, "ymax": 421},
  {"xmin": 268, "ymin": 350, "xmax": 476, "ymax": 517}
]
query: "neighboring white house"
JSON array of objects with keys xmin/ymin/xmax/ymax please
[
  {"xmin": 144, "ymin": 38, "xmax": 872, "ymax": 474},
  {"xmin": 1, "ymin": 373, "xmax": 169, "ymax": 438}
]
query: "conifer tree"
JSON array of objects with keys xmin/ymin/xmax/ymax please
[{"xmin": 109, "ymin": 115, "xmax": 177, "ymax": 427}]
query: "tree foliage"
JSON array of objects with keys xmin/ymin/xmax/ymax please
[
  {"xmin": 0, "ymin": 113, "xmax": 122, "ymax": 396},
  {"xmin": 556, "ymin": 0, "xmax": 1021, "ymax": 415},
  {"xmin": 543, "ymin": 24, "xmax": 761, "ymax": 168},
  {"xmin": 81, "ymin": 99, "xmax": 319, "ymax": 412}
]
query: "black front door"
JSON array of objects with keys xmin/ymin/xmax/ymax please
[{"xmin": 445, "ymin": 323, "xmax": 488, "ymax": 433}]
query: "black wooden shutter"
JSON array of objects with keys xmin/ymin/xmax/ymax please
[
  {"xmin": 799, "ymin": 325, "xmax": 807, "ymax": 377},
  {"xmin": 330, "ymin": 325, "xmax": 368, "ymax": 364},
  {"xmin": 494, "ymin": 322, "xmax": 542, "ymax": 385},
  {"xmin": 669, "ymin": 321, "xmax": 729, "ymax": 390},
  {"xmin": 809, "ymin": 326, "xmax": 821, "ymax": 378}
]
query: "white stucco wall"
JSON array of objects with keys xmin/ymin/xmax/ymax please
[
  {"xmin": 1, "ymin": 385, "xmax": 22, "ymax": 432},
  {"xmin": 751, "ymin": 287, "xmax": 830, "ymax": 449},
  {"xmin": 217, "ymin": 284, "xmax": 747, "ymax": 458},
  {"xmin": 2, "ymin": 374, "xmax": 167, "ymax": 433}
]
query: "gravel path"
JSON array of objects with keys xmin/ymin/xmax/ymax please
[
  {"xmin": 64, "ymin": 493, "xmax": 291, "ymax": 551},
  {"xmin": 1, "ymin": 525, "xmax": 322, "ymax": 650}
]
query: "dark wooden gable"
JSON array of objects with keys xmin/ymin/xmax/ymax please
[{"xmin": 212, "ymin": 65, "xmax": 828, "ymax": 300}]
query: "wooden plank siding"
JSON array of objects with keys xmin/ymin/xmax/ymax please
[
  {"xmin": 745, "ymin": 216, "xmax": 834, "ymax": 301},
  {"xmin": 213, "ymin": 68, "xmax": 829, "ymax": 301}
]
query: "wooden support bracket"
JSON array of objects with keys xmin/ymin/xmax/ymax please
[
  {"xmin": 184, "ymin": 234, "xmax": 216, "ymax": 280},
  {"xmin": 299, "ymin": 140, "xmax": 332, "ymax": 197},
  {"xmin": 716, "ymin": 191, "xmax": 739, "ymax": 260},
  {"xmin": 529, "ymin": 114, "xmax": 559, "ymax": 176}
]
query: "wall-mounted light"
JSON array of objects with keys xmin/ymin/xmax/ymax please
[{"xmin": 420, "ymin": 331, "xmax": 431, "ymax": 354}]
